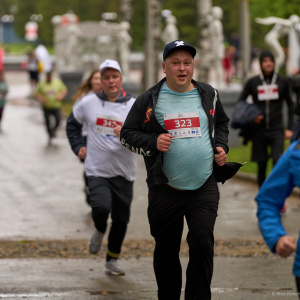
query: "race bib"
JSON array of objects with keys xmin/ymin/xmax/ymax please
[
  {"xmin": 164, "ymin": 112, "xmax": 201, "ymax": 139},
  {"xmin": 95, "ymin": 114, "xmax": 122, "ymax": 136},
  {"xmin": 257, "ymin": 84, "xmax": 279, "ymax": 101}
]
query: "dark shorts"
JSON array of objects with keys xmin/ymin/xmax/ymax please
[{"xmin": 29, "ymin": 71, "xmax": 39, "ymax": 81}]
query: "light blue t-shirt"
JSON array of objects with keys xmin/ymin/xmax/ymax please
[{"xmin": 155, "ymin": 82, "xmax": 213, "ymax": 190}]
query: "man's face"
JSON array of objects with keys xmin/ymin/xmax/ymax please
[
  {"xmin": 162, "ymin": 50, "xmax": 194, "ymax": 93},
  {"xmin": 100, "ymin": 68, "xmax": 122, "ymax": 100},
  {"xmin": 261, "ymin": 57, "xmax": 274, "ymax": 75}
]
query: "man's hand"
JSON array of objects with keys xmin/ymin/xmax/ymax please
[
  {"xmin": 157, "ymin": 133, "xmax": 172, "ymax": 152},
  {"xmin": 56, "ymin": 90, "xmax": 67, "ymax": 101},
  {"xmin": 214, "ymin": 147, "xmax": 227, "ymax": 166},
  {"xmin": 284, "ymin": 129, "xmax": 293, "ymax": 139},
  {"xmin": 34, "ymin": 93, "xmax": 47, "ymax": 104},
  {"xmin": 290, "ymin": 68, "xmax": 300, "ymax": 76},
  {"xmin": 275, "ymin": 235, "xmax": 296, "ymax": 258},
  {"xmin": 253, "ymin": 114, "xmax": 264, "ymax": 124},
  {"xmin": 78, "ymin": 146, "xmax": 87, "ymax": 160},
  {"xmin": 114, "ymin": 124, "xmax": 122, "ymax": 137}
]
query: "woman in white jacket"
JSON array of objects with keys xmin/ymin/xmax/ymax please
[{"xmin": 72, "ymin": 70, "xmax": 102, "ymax": 206}]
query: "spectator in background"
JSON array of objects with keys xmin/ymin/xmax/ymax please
[
  {"xmin": 34, "ymin": 71, "xmax": 67, "ymax": 144},
  {"xmin": 35, "ymin": 44, "xmax": 52, "ymax": 75},
  {"xmin": 27, "ymin": 51, "xmax": 40, "ymax": 93},
  {"xmin": 0, "ymin": 71, "xmax": 8, "ymax": 132},
  {"xmin": 236, "ymin": 50, "xmax": 294, "ymax": 195},
  {"xmin": 230, "ymin": 32, "xmax": 240, "ymax": 79},
  {"xmin": 0, "ymin": 45, "xmax": 5, "ymax": 72},
  {"xmin": 223, "ymin": 46, "xmax": 234, "ymax": 85}
]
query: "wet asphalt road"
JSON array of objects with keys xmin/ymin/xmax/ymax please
[{"xmin": 1, "ymin": 71, "xmax": 300, "ymax": 299}]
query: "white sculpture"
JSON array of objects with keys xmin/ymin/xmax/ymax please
[
  {"xmin": 64, "ymin": 23, "xmax": 81, "ymax": 71},
  {"xmin": 209, "ymin": 6, "xmax": 225, "ymax": 89},
  {"xmin": 52, "ymin": 11, "xmax": 82, "ymax": 72},
  {"xmin": 287, "ymin": 24, "xmax": 300, "ymax": 74},
  {"xmin": 256, "ymin": 15, "xmax": 300, "ymax": 72},
  {"xmin": 161, "ymin": 14, "xmax": 179, "ymax": 44},
  {"xmin": 52, "ymin": 12, "xmax": 123, "ymax": 73},
  {"xmin": 118, "ymin": 21, "xmax": 132, "ymax": 81}
]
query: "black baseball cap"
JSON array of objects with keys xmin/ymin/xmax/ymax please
[{"xmin": 163, "ymin": 40, "xmax": 197, "ymax": 60}]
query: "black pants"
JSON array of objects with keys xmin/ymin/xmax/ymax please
[
  {"xmin": 148, "ymin": 174, "xmax": 219, "ymax": 300},
  {"xmin": 252, "ymin": 129, "xmax": 283, "ymax": 186},
  {"xmin": 0, "ymin": 106, "xmax": 4, "ymax": 123},
  {"xmin": 88, "ymin": 176, "xmax": 133, "ymax": 256},
  {"xmin": 43, "ymin": 108, "xmax": 61, "ymax": 138}
]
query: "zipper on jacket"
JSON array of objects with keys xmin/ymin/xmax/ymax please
[
  {"xmin": 259, "ymin": 73, "xmax": 277, "ymax": 130},
  {"xmin": 212, "ymin": 89, "xmax": 218, "ymax": 138},
  {"xmin": 265, "ymin": 101, "xmax": 270, "ymax": 129}
]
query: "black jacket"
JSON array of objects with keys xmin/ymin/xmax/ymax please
[
  {"xmin": 289, "ymin": 74, "xmax": 300, "ymax": 116},
  {"xmin": 120, "ymin": 78, "xmax": 230, "ymax": 188},
  {"xmin": 238, "ymin": 73, "xmax": 294, "ymax": 131},
  {"xmin": 231, "ymin": 100, "xmax": 262, "ymax": 145}
]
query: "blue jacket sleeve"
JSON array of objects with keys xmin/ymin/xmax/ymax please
[
  {"xmin": 66, "ymin": 112, "xmax": 86, "ymax": 156},
  {"xmin": 255, "ymin": 146, "xmax": 295, "ymax": 253}
]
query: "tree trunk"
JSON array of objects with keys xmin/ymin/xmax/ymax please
[{"xmin": 143, "ymin": 0, "xmax": 163, "ymax": 90}]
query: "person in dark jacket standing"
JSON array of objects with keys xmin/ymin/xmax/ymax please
[
  {"xmin": 120, "ymin": 40, "xmax": 229, "ymax": 300},
  {"xmin": 66, "ymin": 59, "xmax": 136, "ymax": 276},
  {"xmin": 237, "ymin": 50, "xmax": 294, "ymax": 189}
]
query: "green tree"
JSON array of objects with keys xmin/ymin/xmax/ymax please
[
  {"xmin": 213, "ymin": 0, "xmax": 240, "ymax": 44},
  {"xmin": 5, "ymin": 0, "xmax": 300, "ymax": 54},
  {"xmin": 0, "ymin": 0, "xmax": 17, "ymax": 14},
  {"xmin": 10, "ymin": 0, "xmax": 120, "ymax": 46},
  {"xmin": 131, "ymin": 0, "xmax": 146, "ymax": 51},
  {"xmin": 162, "ymin": 0, "xmax": 198, "ymax": 46},
  {"xmin": 249, "ymin": 0, "xmax": 300, "ymax": 50}
]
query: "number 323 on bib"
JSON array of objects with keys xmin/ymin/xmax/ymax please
[{"xmin": 164, "ymin": 112, "xmax": 201, "ymax": 139}]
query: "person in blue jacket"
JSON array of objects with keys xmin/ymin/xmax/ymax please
[{"xmin": 255, "ymin": 138, "xmax": 300, "ymax": 293}]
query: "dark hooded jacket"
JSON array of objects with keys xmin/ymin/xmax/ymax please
[{"xmin": 236, "ymin": 50, "xmax": 294, "ymax": 132}]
